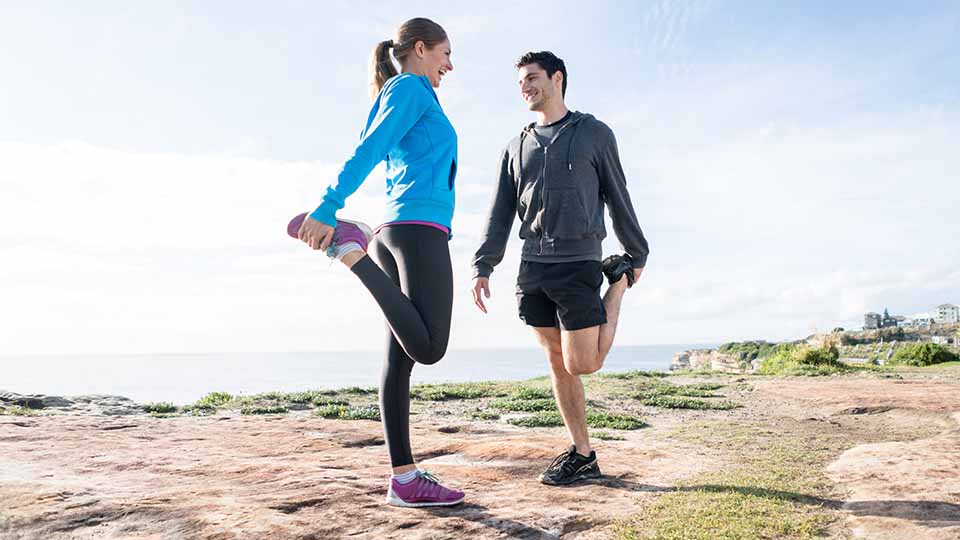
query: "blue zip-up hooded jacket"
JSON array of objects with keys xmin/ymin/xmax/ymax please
[{"xmin": 309, "ymin": 73, "xmax": 458, "ymax": 232}]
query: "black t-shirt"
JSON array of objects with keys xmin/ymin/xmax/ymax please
[{"xmin": 532, "ymin": 110, "xmax": 573, "ymax": 147}]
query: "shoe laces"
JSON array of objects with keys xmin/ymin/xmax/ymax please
[
  {"xmin": 545, "ymin": 449, "xmax": 578, "ymax": 474},
  {"xmin": 419, "ymin": 470, "xmax": 441, "ymax": 485}
]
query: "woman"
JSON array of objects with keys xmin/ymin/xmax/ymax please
[{"xmin": 287, "ymin": 18, "xmax": 463, "ymax": 507}]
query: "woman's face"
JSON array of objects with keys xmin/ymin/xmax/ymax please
[{"xmin": 419, "ymin": 39, "xmax": 454, "ymax": 88}]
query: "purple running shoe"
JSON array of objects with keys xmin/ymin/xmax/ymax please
[
  {"xmin": 386, "ymin": 471, "xmax": 465, "ymax": 508},
  {"xmin": 287, "ymin": 213, "xmax": 373, "ymax": 259}
]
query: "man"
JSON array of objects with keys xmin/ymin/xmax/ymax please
[{"xmin": 471, "ymin": 51, "xmax": 649, "ymax": 485}]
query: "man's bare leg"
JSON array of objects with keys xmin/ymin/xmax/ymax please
[
  {"xmin": 562, "ymin": 275, "xmax": 630, "ymax": 375},
  {"xmin": 533, "ymin": 326, "xmax": 591, "ymax": 455}
]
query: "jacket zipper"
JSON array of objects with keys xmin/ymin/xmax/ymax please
[
  {"xmin": 540, "ymin": 146, "xmax": 547, "ymax": 255},
  {"xmin": 532, "ymin": 118, "xmax": 578, "ymax": 256}
]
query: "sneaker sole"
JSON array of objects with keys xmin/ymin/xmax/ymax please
[
  {"xmin": 538, "ymin": 467, "xmax": 603, "ymax": 486},
  {"xmin": 285, "ymin": 214, "xmax": 374, "ymax": 244},
  {"xmin": 385, "ymin": 493, "xmax": 465, "ymax": 508},
  {"xmin": 336, "ymin": 218, "xmax": 374, "ymax": 244}
]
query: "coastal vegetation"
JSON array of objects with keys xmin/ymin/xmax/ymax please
[
  {"xmin": 314, "ymin": 404, "xmax": 381, "ymax": 421},
  {"xmin": 757, "ymin": 342, "xmax": 850, "ymax": 376},
  {"xmin": 887, "ymin": 343, "xmax": 959, "ymax": 366},
  {"xmin": 409, "ymin": 382, "xmax": 509, "ymax": 401},
  {"xmin": 717, "ymin": 340, "xmax": 783, "ymax": 363},
  {"xmin": 0, "ymin": 405, "xmax": 35, "ymax": 416},
  {"xmin": 143, "ymin": 402, "xmax": 177, "ymax": 414}
]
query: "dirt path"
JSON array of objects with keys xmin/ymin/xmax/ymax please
[
  {"xmin": 2, "ymin": 373, "xmax": 959, "ymax": 540},
  {"xmin": 754, "ymin": 378, "xmax": 960, "ymax": 539}
]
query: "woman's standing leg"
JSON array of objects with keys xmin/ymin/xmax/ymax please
[
  {"xmin": 369, "ymin": 235, "xmax": 416, "ymax": 470},
  {"xmin": 363, "ymin": 226, "xmax": 462, "ymax": 506}
]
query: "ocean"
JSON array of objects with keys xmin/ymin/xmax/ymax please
[{"xmin": 1, "ymin": 344, "xmax": 712, "ymax": 405}]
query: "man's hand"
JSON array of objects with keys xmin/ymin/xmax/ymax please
[
  {"xmin": 298, "ymin": 215, "xmax": 335, "ymax": 251},
  {"xmin": 471, "ymin": 277, "xmax": 491, "ymax": 313},
  {"xmin": 632, "ymin": 266, "xmax": 644, "ymax": 285}
]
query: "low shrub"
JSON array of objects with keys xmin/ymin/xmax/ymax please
[
  {"xmin": 143, "ymin": 402, "xmax": 177, "ymax": 414},
  {"xmin": 888, "ymin": 343, "xmax": 959, "ymax": 366},
  {"xmin": 240, "ymin": 405, "xmax": 288, "ymax": 415},
  {"xmin": 489, "ymin": 398, "xmax": 558, "ymax": 412},
  {"xmin": 314, "ymin": 404, "xmax": 381, "ymax": 421}
]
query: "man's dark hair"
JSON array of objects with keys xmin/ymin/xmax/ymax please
[{"xmin": 516, "ymin": 51, "xmax": 567, "ymax": 98}]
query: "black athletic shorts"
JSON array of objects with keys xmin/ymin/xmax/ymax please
[{"xmin": 515, "ymin": 260, "xmax": 607, "ymax": 331}]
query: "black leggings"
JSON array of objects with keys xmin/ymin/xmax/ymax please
[{"xmin": 350, "ymin": 224, "xmax": 452, "ymax": 467}]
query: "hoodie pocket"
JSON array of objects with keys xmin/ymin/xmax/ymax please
[
  {"xmin": 448, "ymin": 158, "xmax": 457, "ymax": 190},
  {"xmin": 542, "ymin": 188, "xmax": 589, "ymax": 239}
]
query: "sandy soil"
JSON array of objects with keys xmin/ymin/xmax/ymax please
[{"xmin": 2, "ymin": 371, "xmax": 958, "ymax": 540}]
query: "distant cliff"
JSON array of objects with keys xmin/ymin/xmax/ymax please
[{"xmin": 670, "ymin": 349, "xmax": 757, "ymax": 373}]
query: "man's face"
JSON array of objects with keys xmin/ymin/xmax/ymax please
[{"xmin": 518, "ymin": 63, "xmax": 559, "ymax": 111}]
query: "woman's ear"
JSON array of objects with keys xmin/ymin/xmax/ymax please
[{"xmin": 414, "ymin": 40, "xmax": 426, "ymax": 59}]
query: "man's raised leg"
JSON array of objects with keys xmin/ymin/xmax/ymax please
[{"xmin": 562, "ymin": 274, "xmax": 630, "ymax": 376}]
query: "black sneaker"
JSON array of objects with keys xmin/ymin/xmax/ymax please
[
  {"xmin": 538, "ymin": 446, "xmax": 602, "ymax": 486},
  {"xmin": 601, "ymin": 253, "xmax": 635, "ymax": 287}
]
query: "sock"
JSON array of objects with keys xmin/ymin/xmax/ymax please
[
  {"xmin": 331, "ymin": 241, "xmax": 363, "ymax": 260},
  {"xmin": 392, "ymin": 469, "xmax": 419, "ymax": 485}
]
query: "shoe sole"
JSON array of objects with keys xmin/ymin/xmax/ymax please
[
  {"xmin": 538, "ymin": 467, "xmax": 603, "ymax": 486},
  {"xmin": 336, "ymin": 218, "xmax": 374, "ymax": 244},
  {"xmin": 385, "ymin": 493, "xmax": 465, "ymax": 507},
  {"xmin": 286, "ymin": 214, "xmax": 374, "ymax": 244}
]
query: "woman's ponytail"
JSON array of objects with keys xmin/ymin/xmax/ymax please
[{"xmin": 369, "ymin": 39, "xmax": 398, "ymax": 100}]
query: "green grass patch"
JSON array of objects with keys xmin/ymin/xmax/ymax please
[
  {"xmin": 926, "ymin": 360, "xmax": 960, "ymax": 370},
  {"xmin": 240, "ymin": 405, "xmax": 289, "ymax": 415},
  {"xmin": 0, "ymin": 405, "xmax": 36, "ymax": 416},
  {"xmin": 142, "ymin": 402, "xmax": 177, "ymax": 414},
  {"xmin": 615, "ymin": 422, "xmax": 834, "ymax": 540},
  {"xmin": 757, "ymin": 343, "xmax": 851, "ymax": 376},
  {"xmin": 718, "ymin": 340, "xmax": 783, "ymax": 362},
  {"xmin": 314, "ymin": 404, "xmax": 381, "ymax": 421},
  {"xmin": 249, "ymin": 391, "xmax": 287, "ymax": 401},
  {"xmin": 281, "ymin": 390, "xmax": 330, "ymax": 404},
  {"xmin": 339, "ymin": 386, "xmax": 378, "ymax": 395},
  {"xmin": 506, "ymin": 411, "xmax": 646, "ymax": 430},
  {"xmin": 193, "ymin": 391, "xmax": 233, "ymax": 409},
  {"xmin": 646, "ymin": 383, "xmax": 725, "ymax": 398},
  {"xmin": 180, "ymin": 404, "xmax": 217, "ymax": 416},
  {"xmin": 593, "ymin": 430, "xmax": 626, "ymax": 441},
  {"xmin": 599, "ymin": 370, "xmax": 669, "ymax": 380},
  {"xmin": 638, "ymin": 394, "xmax": 740, "ymax": 410},
  {"xmin": 410, "ymin": 382, "xmax": 506, "ymax": 401},
  {"xmin": 464, "ymin": 410, "xmax": 501, "ymax": 421},
  {"xmin": 506, "ymin": 411, "xmax": 565, "ymax": 428},
  {"xmin": 489, "ymin": 398, "xmax": 558, "ymax": 412},
  {"xmin": 311, "ymin": 396, "xmax": 350, "ymax": 407},
  {"xmin": 586, "ymin": 412, "xmax": 647, "ymax": 430},
  {"xmin": 887, "ymin": 343, "xmax": 960, "ymax": 366},
  {"xmin": 509, "ymin": 386, "xmax": 554, "ymax": 400}
]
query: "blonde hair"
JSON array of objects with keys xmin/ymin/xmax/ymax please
[{"xmin": 369, "ymin": 17, "xmax": 447, "ymax": 100}]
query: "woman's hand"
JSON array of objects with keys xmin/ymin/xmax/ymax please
[{"xmin": 299, "ymin": 215, "xmax": 336, "ymax": 251}]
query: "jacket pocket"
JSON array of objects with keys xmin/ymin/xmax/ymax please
[
  {"xmin": 448, "ymin": 158, "xmax": 457, "ymax": 190},
  {"xmin": 542, "ymin": 188, "xmax": 589, "ymax": 239}
]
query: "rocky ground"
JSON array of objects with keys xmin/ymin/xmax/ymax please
[{"xmin": 2, "ymin": 365, "xmax": 959, "ymax": 540}]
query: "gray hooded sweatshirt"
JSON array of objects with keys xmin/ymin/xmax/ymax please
[{"xmin": 472, "ymin": 111, "xmax": 649, "ymax": 278}]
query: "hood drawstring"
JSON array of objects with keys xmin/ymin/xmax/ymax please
[
  {"xmin": 516, "ymin": 112, "xmax": 584, "ymax": 179},
  {"xmin": 566, "ymin": 120, "xmax": 581, "ymax": 171}
]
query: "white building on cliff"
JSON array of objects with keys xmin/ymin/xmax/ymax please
[{"xmin": 935, "ymin": 304, "xmax": 959, "ymax": 324}]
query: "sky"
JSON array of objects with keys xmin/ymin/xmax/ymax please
[{"xmin": 1, "ymin": 0, "xmax": 958, "ymax": 355}]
